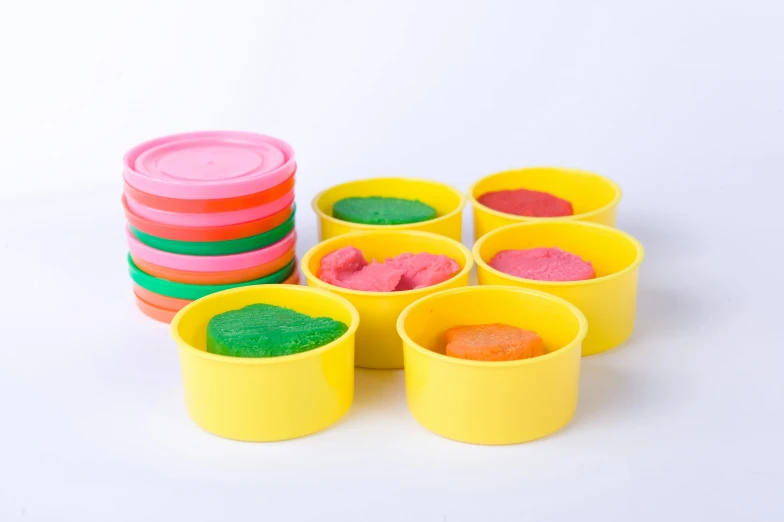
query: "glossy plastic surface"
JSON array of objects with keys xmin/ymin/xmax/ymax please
[
  {"xmin": 312, "ymin": 178, "xmax": 465, "ymax": 241},
  {"xmin": 126, "ymin": 227, "xmax": 296, "ymax": 272},
  {"xmin": 129, "ymin": 211, "xmax": 294, "ymax": 256},
  {"xmin": 135, "ymin": 294, "xmax": 178, "ymax": 323},
  {"xmin": 170, "ymin": 285, "xmax": 358, "ymax": 441},
  {"xmin": 133, "ymin": 272, "xmax": 300, "ymax": 323},
  {"xmin": 123, "ymin": 131, "xmax": 296, "ymax": 199},
  {"xmin": 134, "ymin": 283, "xmax": 191, "ymax": 310},
  {"xmin": 123, "ymin": 197, "xmax": 294, "ymax": 241},
  {"xmin": 130, "ymin": 248, "xmax": 295, "ymax": 285},
  {"xmin": 398, "ymin": 286, "xmax": 587, "ymax": 444},
  {"xmin": 123, "ymin": 172, "xmax": 295, "ymax": 213},
  {"xmin": 473, "ymin": 221, "xmax": 644, "ymax": 355},
  {"xmin": 129, "ymin": 255, "xmax": 296, "ymax": 300},
  {"xmin": 469, "ymin": 167, "xmax": 622, "ymax": 239},
  {"xmin": 125, "ymin": 190, "xmax": 294, "ymax": 227},
  {"xmin": 301, "ymin": 230, "xmax": 472, "ymax": 369}
]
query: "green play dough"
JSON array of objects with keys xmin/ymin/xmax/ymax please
[
  {"xmin": 206, "ymin": 304, "xmax": 348, "ymax": 358},
  {"xmin": 332, "ymin": 196, "xmax": 437, "ymax": 225}
]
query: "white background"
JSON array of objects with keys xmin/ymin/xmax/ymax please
[{"xmin": 1, "ymin": 1, "xmax": 783, "ymax": 521}]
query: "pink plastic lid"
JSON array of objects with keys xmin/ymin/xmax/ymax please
[
  {"xmin": 126, "ymin": 226, "xmax": 297, "ymax": 272},
  {"xmin": 123, "ymin": 131, "xmax": 296, "ymax": 199}
]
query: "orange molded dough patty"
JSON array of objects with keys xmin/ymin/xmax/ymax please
[{"xmin": 445, "ymin": 323, "xmax": 545, "ymax": 361}]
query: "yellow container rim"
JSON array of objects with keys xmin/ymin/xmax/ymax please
[
  {"xmin": 311, "ymin": 177, "xmax": 467, "ymax": 231},
  {"xmin": 468, "ymin": 167, "xmax": 623, "ymax": 223},
  {"xmin": 396, "ymin": 285, "xmax": 588, "ymax": 368},
  {"xmin": 473, "ymin": 221, "xmax": 645, "ymax": 287},
  {"xmin": 301, "ymin": 230, "xmax": 474, "ymax": 298},
  {"xmin": 170, "ymin": 285, "xmax": 360, "ymax": 366}
]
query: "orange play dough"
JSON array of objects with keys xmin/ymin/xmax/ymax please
[{"xmin": 444, "ymin": 324, "xmax": 545, "ymax": 361}]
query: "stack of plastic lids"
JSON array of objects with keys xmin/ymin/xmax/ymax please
[{"xmin": 122, "ymin": 131, "xmax": 299, "ymax": 323}]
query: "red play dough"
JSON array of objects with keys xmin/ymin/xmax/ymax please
[
  {"xmin": 445, "ymin": 324, "xmax": 545, "ymax": 361},
  {"xmin": 489, "ymin": 247, "xmax": 595, "ymax": 281},
  {"xmin": 318, "ymin": 246, "xmax": 459, "ymax": 292},
  {"xmin": 478, "ymin": 188, "xmax": 573, "ymax": 217}
]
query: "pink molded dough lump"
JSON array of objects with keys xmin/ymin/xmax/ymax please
[
  {"xmin": 478, "ymin": 188, "xmax": 573, "ymax": 217},
  {"xmin": 318, "ymin": 246, "xmax": 460, "ymax": 292},
  {"xmin": 489, "ymin": 247, "xmax": 596, "ymax": 282},
  {"xmin": 317, "ymin": 246, "xmax": 403, "ymax": 291},
  {"xmin": 383, "ymin": 253, "xmax": 460, "ymax": 291}
]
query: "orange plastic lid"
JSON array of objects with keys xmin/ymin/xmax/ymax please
[
  {"xmin": 135, "ymin": 294, "xmax": 178, "ymax": 323},
  {"xmin": 123, "ymin": 197, "xmax": 294, "ymax": 242},
  {"xmin": 134, "ymin": 284, "xmax": 191, "ymax": 310},
  {"xmin": 132, "ymin": 271, "xmax": 301, "ymax": 321},
  {"xmin": 123, "ymin": 171, "xmax": 295, "ymax": 213}
]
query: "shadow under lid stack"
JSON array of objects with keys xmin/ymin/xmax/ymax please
[{"xmin": 122, "ymin": 131, "xmax": 299, "ymax": 323}]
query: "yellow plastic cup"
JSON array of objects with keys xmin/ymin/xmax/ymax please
[
  {"xmin": 469, "ymin": 167, "xmax": 622, "ymax": 239},
  {"xmin": 312, "ymin": 177, "xmax": 466, "ymax": 241},
  {"xmin": 301, "ymin": 230, "xmax": 473, "ymax": 369},
  {"xmin": 473, "ymin": 221, "xmax": 644, "ymax": 356},
  {"xmin": 397, "ymin": 286, "xmax": 587, "ymax": 445},
  {"xmin": 170, "ymin": 284, "xmax": 359, "ymax": 441}
]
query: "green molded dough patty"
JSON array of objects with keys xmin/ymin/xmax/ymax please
[
  {"xmin": 206, "ymin": 304, "xmax": 348, "ymax": 358},
  {"xmin": 332, "ymin": 196, "xmax": 437, "ymax": 225}
]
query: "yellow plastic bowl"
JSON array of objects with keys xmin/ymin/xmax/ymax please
[
  {"xmin": 170, "ymin": 285, "xmax": 359, "ymax": 441},
  {"xmin": 301, "ymin": 230, "xmax": 473, "ymax": 369},
  {"xmin": 312, "ymin": 177, "xmax": 466, "ymax": 241},
  {"xmin": 473, "ymin": 221, "xmax": 644, "ymax": 356},
  {"xmin": 397, "ymin": 286, "xmax": 587, "ymax": 445},
  {"xmin": 469, "ymin": 167, "xmax": 622, "ymax": 239}
]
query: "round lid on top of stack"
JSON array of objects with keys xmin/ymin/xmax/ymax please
[
  {"xmin": 123, "ymin": 131, "xmax": 296, "ymax": 200},
  {"xmin": 122, "ymin": 131, "xmax": 299, "ymax": 323}
]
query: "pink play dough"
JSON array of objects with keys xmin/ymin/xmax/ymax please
[
  {"xmin": 383, "ymin": 253, "xmax": 459, "ymax": 290},
  {"xmin": 318, "ymin": 246, "xmax": 460, "ymax": 292},
  {"xmin": 489, "ymin": 248, "xmax": 596, "ymax": 282},
  {"xmin": 317, "ymin": 247, "xmax": 403, "ymax": 291}
]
